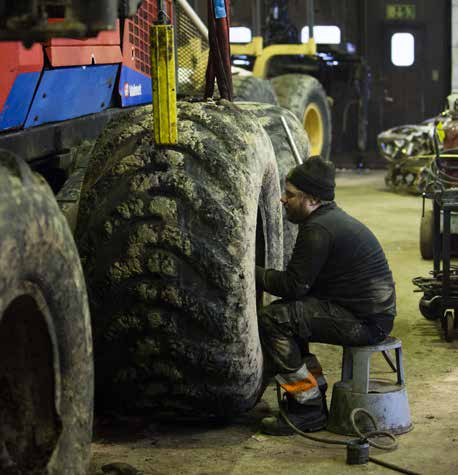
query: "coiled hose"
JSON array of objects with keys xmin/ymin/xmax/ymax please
[{"xmin": 276, "ymin": 384, "xmax": 420, "ymax": 475}]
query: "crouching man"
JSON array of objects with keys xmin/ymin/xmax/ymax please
[{"xmin": 256, "ymin": 155, "xmax": 396, "ymax": 435}]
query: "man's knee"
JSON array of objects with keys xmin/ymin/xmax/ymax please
[
  {"xmin": 258, "ymin": 302, "xmax": 304, "ymax": 373},
  {"xmin": 258, "ymin": 302, "xmax": 294, "ymax": 335}
]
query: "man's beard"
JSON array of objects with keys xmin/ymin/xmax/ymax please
[{"xmin": 284, "ymin": 207, "xmax": 308, "ymax": 224}]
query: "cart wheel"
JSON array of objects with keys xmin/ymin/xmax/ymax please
[
  {"xmin": 420, "ymin": 210, "xmax": 434, "ymax": 260},
  {"xmin": 443, "ymin": 309, "xmax": 455, "ymax": 342},
  {"xmin": 419, "ymin": 295, "xmax": 441, "ymax": 320}
]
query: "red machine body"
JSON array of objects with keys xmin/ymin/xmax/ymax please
[
  {"xmin": 45, "ymin": 20, "xmax": 122, "ymax": 67},
  {"xmin": 0, "ymin": 42, "xmax": 43, "ymax": 130},
  {"xmin": 0, "ymin": 0, "xmax": 172, "ymax": 131}
]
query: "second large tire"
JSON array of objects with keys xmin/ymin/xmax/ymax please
[
  {"xmin": 77, "ymin": 100, "xmax": 283, "ymax": 417},
  {"xmin": 236, "ymin": 102, "xmax": 310, "ymax": 265},
  {"xmin": 232, "ymin": 75, "xmax": 278, "ymax": 105},
  {"xmin": 271, "ymin": 74, "xmax": 332, "ymax": 161},
  {"xmin": 0, "ymin": 151, "xmax": 93, "ymax": 475}
]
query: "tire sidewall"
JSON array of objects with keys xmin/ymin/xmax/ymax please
[
  {"xmin": 235, "ymin": 102, "xmax": 310, "ymax": 265},
  {"xmin": 0, "ymin": 157, "xmax": 93, "ymax": 475},
  {"xmin": 420, "ymin": 209, "xmax": 434, "ymax": 260}
]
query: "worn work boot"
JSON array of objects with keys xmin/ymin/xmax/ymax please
[
  {"xmin": 261, "ymin": 393, "xmax": 328, "ymax": 436},
  {"xmin": 304, "ymin": 353, "xmax": 329, "ymax": 417}
]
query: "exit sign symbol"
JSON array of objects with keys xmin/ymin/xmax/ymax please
[{"xmin": 386, "ymin": 4, "xmax": 416, "ymax": 20}]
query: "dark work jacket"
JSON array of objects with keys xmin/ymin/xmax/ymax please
[{"xmin": 256, "ymin": 202, "xmax": 396, "ymax": 330}]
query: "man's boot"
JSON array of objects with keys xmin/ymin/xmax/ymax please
[
  {"xmin": 304, "ymin": 353, "xmax": 328, "ymax": 417},
  {"xmin": 261, "ymin": 362, "xmax": 328, "ymax": 436},
  {"xmin": 261, "ymin": 391, "xmax": 327, "ymax": 436}
]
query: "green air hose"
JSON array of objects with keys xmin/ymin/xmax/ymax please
[{"xmin": 276, "ymin": 384, "xmax": 421, "ymax": 475}]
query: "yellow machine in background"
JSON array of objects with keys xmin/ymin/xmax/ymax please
[
  {"xmin": 231, "ymin": 36, "xmax": 317, "ymax": 79},
  {"xmin": 232, "ymin": 33, "xmax": 328, "ymax": 158},
  {"xmin": 229, "ymin": 0, "xmax": 371, "ymax": 164}
]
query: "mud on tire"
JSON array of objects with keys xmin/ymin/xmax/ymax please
[
  {"xmin": 0, "ymin": 151, "xmax": 93, "ymax": 475},
  {"xmin": 271, "ymin": 74, "xmax": 332, "ymax": 161},
  {"xmin": 236, "ymin": 102, "xmax": 310, "ymax": 264},
  {"xmin": 77, "ymin": 100, "xmax": 283, "ymax": 417}
]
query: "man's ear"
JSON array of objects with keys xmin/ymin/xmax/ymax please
[{"xmin": 309, "ymin": 196, "xmax": 320, "ymax": 206}]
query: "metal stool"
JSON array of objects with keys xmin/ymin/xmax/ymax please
[{"xmin": 327, "ymin": 336, "xmax": 413, "ymax": 435}]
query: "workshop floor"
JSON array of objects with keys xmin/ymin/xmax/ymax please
[{"xmin": 88, "ymin": 170, "xmax": 458, "ymax": 475}]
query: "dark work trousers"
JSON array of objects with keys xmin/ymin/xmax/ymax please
[{"xmin": 258, "ymin": 296, "xmax": 390, "ymax": 377}]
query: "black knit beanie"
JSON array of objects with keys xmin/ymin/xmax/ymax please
[{"xmin": 286, "ymin": 155, "xmax": 335, "ymax": 201}]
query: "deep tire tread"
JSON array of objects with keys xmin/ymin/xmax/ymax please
[{"xmin": 78, "ymin": 101, "xmax": 283, "ymax": 416}]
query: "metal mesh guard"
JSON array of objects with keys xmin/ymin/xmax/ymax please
[
  {"xmin": 127, "ymin": 0, "xmax": 208, "ymax": 97},
  {"xmin": 175, "ymin": 2, "xmax": 209, "ymax": 97}
]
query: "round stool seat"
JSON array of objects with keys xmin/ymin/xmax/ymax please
[
  {"xmin": 327, "ymin": 336, "xmax": 413, "ymax": 436},
  {"xmin": 348, "ymin": 336, "xmax": 401, "ymax": 353}
]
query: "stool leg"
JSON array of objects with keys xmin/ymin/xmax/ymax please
[
  {"xmin": 382, "ymin": 350, "xmax": 397, "ymax": 372},
  {"xmin": 352, "ymin": 352, "xmax": 370, "ymax": 393},
  {"xmin": 341, "ymin": 347, "xmax": 353, "ymax": 381},
  {"xmin": 396, "ymin": 347, "xmax": 405, "ymax": 385}
]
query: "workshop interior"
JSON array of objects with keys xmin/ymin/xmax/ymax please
[{"xmin": 0, "ymin": 1, "xmax": 457, "ymax": 474}]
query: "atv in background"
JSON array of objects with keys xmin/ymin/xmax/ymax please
[
  {"xmin": 377, "ymin": 95, "xmax": 458, "ymax": 196},
  {"xmin": 378, "ymin": 97, "xmax": 458, "ymax": 260}
]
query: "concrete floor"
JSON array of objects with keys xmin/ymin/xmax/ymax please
[{"xmin": 89, "ymin": 170, "xmax": 458, "ymax": 475}]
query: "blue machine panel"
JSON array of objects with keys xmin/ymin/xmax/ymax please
[
  {"xmin": 24, "ymin": 64, "xmax": 119, "ymax": 128},
  {"xmin": 0, "ymin": 72, "xmax": 41, "ymax": 131},
  {"xmin": 119, "ymin": 65, "xmax": 152, "ymax": 107}
]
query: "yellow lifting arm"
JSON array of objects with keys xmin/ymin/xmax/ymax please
[
  {"xmin": 151, "ymin": 23, "xmax": 178, "ymax": 145},
  {"xmin": 231, "ymin": 36, "xmax": 317, "ymax": 79}
]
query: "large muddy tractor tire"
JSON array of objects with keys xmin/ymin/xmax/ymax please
[
  {"xmin": 236, "ymin": 102, "xmax": 310, "ymax": 264},
  {"xmin": 77, "ymin": 100, "xmax": 283, "ymax": 418},
  {"xmin": 271, "ymin": 74, "xmax": 332, "ymax": 161},
  {"xmin": 232, "ymin": 75, "xmax": 278, "ymax": 105},
  {"xmin": 420, "ymin": 210, "xmax": 434, "ymax": 260},
  {"xmin": 0, "ymin": 151, "xmax": 93, "ymax": 475}
]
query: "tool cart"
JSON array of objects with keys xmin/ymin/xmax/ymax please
[{"xmin": 414, "ymin": 123, "xmax": 458, "ymax": 341}]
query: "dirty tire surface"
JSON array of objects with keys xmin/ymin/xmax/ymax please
[
  {"xmin": 236, "ymin": 102, "xmax": 310, "ymax": 265},
  {"xmin": 232, "ymin": 75, "xmax": 278, "ymax": 105},
  {"xmin": 271, "ymin": 74, "xmax": 331, "ymax": 161},
  {"xmin": 77, "ymin": 100, "xmax": 283, "ymax": 417},
  {"xmin": 0, "ymin": 151, "xmax": 93, "ymax": 475}
]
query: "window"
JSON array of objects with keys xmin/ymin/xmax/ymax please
[
  {"xmin": 301, "ymin": 26, "xmax": 341, "ymax": 44},
  {"xmin": 230, "ymin": 27, "xmax": 252, "ymax": 44},
  {"xmin": 391, "ymin": 32, "xmax": 415, "ymax": 66}
]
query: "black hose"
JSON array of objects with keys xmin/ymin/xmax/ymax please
[
  {"xmin": 350, "ymin": 408, "xmax": 398, "ymax": 450},
  {"xmin": 368, "ymin": 457, "xmax": 421, "ymax": 475},
  {"xmin": 276, "ymin": 384, "xmax": 421, "ymax": 475},
  {"xmin": 278, "ymin": 404, "xmax": 347, "ymax": 446}
]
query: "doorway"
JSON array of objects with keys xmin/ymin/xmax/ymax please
[{"xmin": 381, "ymin": 23, "xmax": 427, "ymax": 129}]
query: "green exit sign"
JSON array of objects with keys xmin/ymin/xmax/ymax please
[{"xmin": 386, "ymin": 4, "xmax": 416, "ymax": 20}]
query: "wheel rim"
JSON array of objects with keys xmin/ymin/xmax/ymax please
[{"xmin": 303, "ymin": 103, "xmax": 324, "ymax": 156}]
